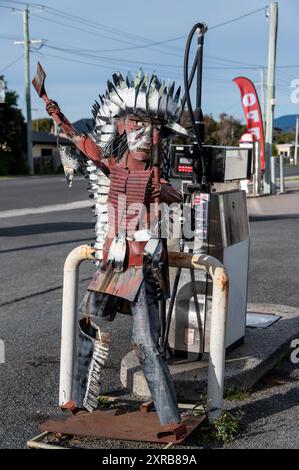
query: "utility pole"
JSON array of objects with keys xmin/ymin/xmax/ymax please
[
  {"xmin": 14, "ymin": 7, "xmax": 42, "ymax": 176},
  {"xmin": 294, "ymin": 115, "xmax": 298, "ymax": 166},
  {"xmin": 260, "ymin": 67, "xmax": 266, "ymax": 129},
  {"xmin": 24, "ymin": 7, "xmax": 33, "ymax": 175},
  {"xmin": 264, "ymin": 2, "xmax": 278, "ymax": 195}
]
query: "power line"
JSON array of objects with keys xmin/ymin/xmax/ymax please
[
  {"xmin": 1, "ymin": 1, "xmax": 272, "ymax": 71},
  {"xmin": 0, "ymin": 4, "xmax": 21, "ymax": 9},
  {"xmin": 31, "ymin": 51, "xmax": 182, "ymax": 81},
  {"xmin": 39, "ymin": 6, "xmax": 182, "ymax": 56},
  {"xmin": 2, "ymin": 1, "xmax": 183, "ymax": 57},
  {"xmin": 30, "ymin": 38, "xmax": 181, "ymax": 59},
  {"xmin": 0, "ymin": 4, "xmax": 22, "ymax": 11},
  {"xmin": 0, "ymin": 34, "xmax": 22, "ymax": 40},
  {"xmin": 209, "ymin": 6, "xmax": 268, "ymax": 31},
  {"xmin": 203, "ymin": 54, "xmax": 262, "ymax": 68},
  {"xmin": 203, "ymin": 65, "xmax": 264, "ymax": 70},
  {"xmin": 1, "ymin": 1, "xmax": 182, "ymax": 53},
  {"xmin": 30, "ymin": 14, "xmax": 139, "ymax": 45},
  {"xmin": 36, "ymin": 33, "xmax": 265, "ymax": 71},
  {"xmin": 41, "ymin": 44, "xmax": 269, "ymax": 72},
  {"xmin": 43, "ymin": 44, "xmax": 183, "ymax": 69},
  {"xmin": 276, "ymin": 64, "xmax": 299, "ymax": 69},
  {"xmin": 0, "ymin": 54, "xmax": 23, "ymax": 73},
  {"xmin": 5, "ymin": 1, "xmax": 292, "ymax": 115},
  {"xmin": 41, "ymin": 39, "xmax": 264, "ymax": 69},
  {"xmin": 35, "ymin": 48, "xmax": 298, "ymax": 87},
  {"xmin": 45, "ymin": 4, "xmax": 267, "ymax": 45},
  {"xmin": 276, "ymin": 69, "xmax": 296, "ymax": 80},
  {"xmin": 1, "ymin": 1, "xmax": 268, "ymax": 51}
]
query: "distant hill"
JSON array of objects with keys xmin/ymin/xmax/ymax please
[{"xmin": 274, "ymin": 114, "xmax": 297, "ymax": 132}]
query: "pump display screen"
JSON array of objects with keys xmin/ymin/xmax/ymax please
[
  {"xmin": 171, "ymin": 146, "xmax": 194, "ymax": 178},
  {"xmin": 179, "ymin": 157, "xmax": 192, "ymax": 164},
  {"xmin": 170, "ymin": 144, "xmax": 252, "ymax": 181}
]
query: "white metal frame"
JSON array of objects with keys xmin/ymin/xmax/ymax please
[{"xmin": 59, "ymin": 245, "xmax": 229, "ymax": 422}]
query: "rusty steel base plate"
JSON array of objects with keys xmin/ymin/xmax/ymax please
[{"xmin": 40, "ymin": 408, "xmax": 205, "ymax": 444}]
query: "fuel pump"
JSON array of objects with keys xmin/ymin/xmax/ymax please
[{"xmin": 165, "ymin": 23, "xmax": 252, "ymax": 360}]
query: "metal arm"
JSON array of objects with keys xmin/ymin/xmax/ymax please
[{"xmin": 32, "ymin": 62, "xmax": 104, "ymax": 170}]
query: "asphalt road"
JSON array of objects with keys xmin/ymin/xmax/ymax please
[
  {"xmin": 0, "ymin": 175, "xmax": 88, "ymax": 211},
  {"xmin": 0, "ymin": 176, "xmax": 298, "ymax": 449},
  {"xmin": 282, "ymin": 164, "xmax": 299, "ymax": 178}
]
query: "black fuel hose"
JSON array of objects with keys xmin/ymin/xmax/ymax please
[{"xmin": 183, "ymin": 23, "xmax": 207, "ymax": 184}]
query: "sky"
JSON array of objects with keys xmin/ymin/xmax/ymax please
[{"xmin": 0, "ymin": 0, "xmax": 298, "ymax": 124}]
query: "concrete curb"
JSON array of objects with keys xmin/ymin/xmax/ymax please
[{"xmin": 120, "ymin": 303, "xmax": 299, "ymax": 401}]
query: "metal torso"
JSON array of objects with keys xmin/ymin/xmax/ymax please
[
  {"xmin": 88, "ymin": 153, "xmax": 168, "ymax": 302},
  {"xmin": 106, "ymin": 166, "xmax": 152, "ymax": 239}
]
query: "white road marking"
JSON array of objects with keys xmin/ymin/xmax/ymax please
[{"xmin": 0, "ymin": 200, "xmax": 92, "ymax": 219}]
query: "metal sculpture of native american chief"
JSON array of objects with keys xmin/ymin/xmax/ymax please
[{"xmin": 38, "ymin": 67, "xmax": 185, "ymax": 426}]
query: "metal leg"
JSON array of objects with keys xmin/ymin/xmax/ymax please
[
  {"xmin": 131, "ymin": 283, "xmax": 181, "ymax": 426},
  {"xmin": 72, "ymin": 291, "xmax": 113, "ymax": 410}
]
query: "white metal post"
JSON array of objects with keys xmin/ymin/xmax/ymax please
[
  {"xmin": 59, "ymin": 245, "xmax": 95, "ymax": 407},
  {"xmin": 253, "ymin": 142, "xmax": 262, "ymax": 196},
  {"xmin": 207, "ymin": 267, "xmax": 229, "ymax": 421},
  {"xmin": 295, "ymin": 115, "xmax": 298, "ymax": 166},
  {"xmin": 168, "ymin": 252, "xmax": 229, "ymax": 422},
  {"xmin": 270, "ymin": 156, "xmax": 277, "ymax": 194},
  {"xmin": 279, "ymin": 154, "xmax": 285, "ymax": 193}
]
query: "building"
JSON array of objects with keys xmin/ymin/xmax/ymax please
[
  {"xmin": 276, "ymin": 142, "xmax": 295, "ymax": 162},
  {"xmin": 32, "ymin": 118, "xmax": 93, "ymax": 173},
  {"xmin": 32, "ymin": 131, "xmax": 73, "ymax": 172}
]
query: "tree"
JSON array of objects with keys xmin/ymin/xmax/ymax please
[
  {"xmin": 32, "ymin": 118, "xmax": 53, "ymax": 133},
  {"xmin": 0, "ymin": 76, "xmax": 27, "ymax": 175},
  {"xmin": 203, "ymin": 114, "xmax": 219, "ymax": 144},
  {"xmin": 180, "ymin": 110, "xmax": 193, "ymax": 129},
  {"xmin": 274, "ymin": 131, "xmax": 295, "ymax": 144},
  {"xmin": 180, "ymin": 111, "xmax": 245, "ymax": 146},
  {"xmin": 217, "ymin": 113, "xmax": 245, "ymax": 146}
]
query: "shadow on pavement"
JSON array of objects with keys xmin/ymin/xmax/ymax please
[
  {"xmin": 0, "ymin": 222, "xmax": 93, "ymax": 237},
  {"xmin": 0, "ymin": 237, "xmax": 92, "ymax": 255},
  {"xmin": 249, "ymin": 214, "xmax": 299, "ymax": 222}
]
